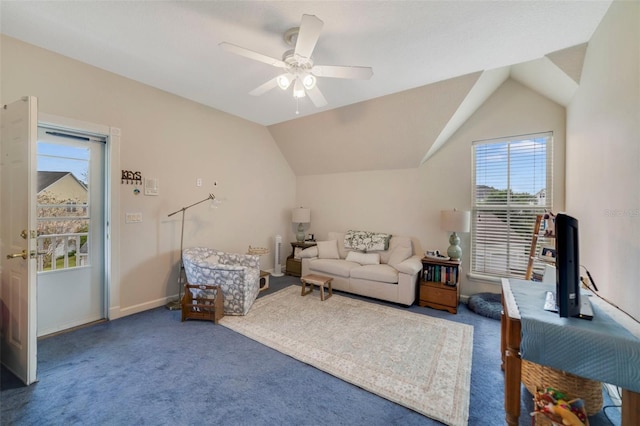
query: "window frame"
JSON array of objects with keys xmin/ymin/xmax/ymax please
[{"xmin": 470, "ymin": 132, "xmax": 553, "ymax": 279}]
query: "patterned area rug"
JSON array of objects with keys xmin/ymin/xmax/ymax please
[{"xmin": 221, "ymin": 286, "xmax": 473, "ymax": 426}]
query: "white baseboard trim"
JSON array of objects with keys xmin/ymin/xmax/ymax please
[
  {"xmin": 38, "ymin": 315, "xmax": 103, "ymax": 338},
  {"xmin": 112, "ymin": 296, "xmax": 177, "ymax": 319},
  {"xmin": 108, "ymin": 305, "xmax": 122, "ymax": 320}
]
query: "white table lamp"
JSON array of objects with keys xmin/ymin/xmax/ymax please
[
  {"xmin": 292, "ymin": 207, "xmax": 311, "ymax": 243},
  {"xmin": 440, "ymin": 209, "xmax": 471, "ymax": 260}
]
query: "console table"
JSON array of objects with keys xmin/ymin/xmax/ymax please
[{"xmin": 501, "ymin": 278, "xmax": 640, "ymax": 425}]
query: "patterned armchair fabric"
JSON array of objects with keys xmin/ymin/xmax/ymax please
[{"xmin": 182, "ymin": 247, "xmax": 260, "ymax": 316}]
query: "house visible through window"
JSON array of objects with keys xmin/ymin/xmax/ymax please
[
  {"xmin": 37, "ymin": 144, "xmax": 90, "ymax": 272},
  {"xmin": 471, "ymin": 132, "xmax": 553, "ymax": 278}
]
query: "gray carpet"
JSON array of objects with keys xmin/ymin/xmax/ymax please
[{"xmin": 1, "ymin": 275, "xmax": 621, "ymax": 425}]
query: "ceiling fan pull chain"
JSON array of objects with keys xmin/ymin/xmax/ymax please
[{"xmin": 295, "ymin": 97, "xmax": 300, "ymax": 115}]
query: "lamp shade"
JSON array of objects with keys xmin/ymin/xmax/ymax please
[
  {"xmin": 292, "ymin": 207, "xmax": 310, "ymax": 224},
  {"xmin": 440, "ymin": 210, "xmax": 470, "ymax": 233}
]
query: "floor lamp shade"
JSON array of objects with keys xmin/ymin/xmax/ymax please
[
  {"xmin": 292, "ymin": 208, "xmax": 310, "ymax": 242},
  {"xmin": 440, "ymin": 209, "xmax": 470, "ymax": 260}
]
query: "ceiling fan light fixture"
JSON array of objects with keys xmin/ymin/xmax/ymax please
[
  {"xmin": 277, "ymin": 74, "xmax": 292, "ymax": 90},
  {"xmin": 302, "ymin": 74, "xmax": 316, "ymax": 90},
  {"xmin": 293, "ymin": 78, "xmax": 306, "ymax": 98}
]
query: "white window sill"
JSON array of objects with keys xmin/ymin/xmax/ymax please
[{"xmin": 466, "ymin": 272, "xmax": 504, "ymax": 285}]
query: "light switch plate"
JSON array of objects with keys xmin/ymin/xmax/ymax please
[{"xmin": 125, "ymin": 212, "xmax": 142, "ymax": 223}]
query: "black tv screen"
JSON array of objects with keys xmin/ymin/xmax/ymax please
[{"xmin": 555, "ymin": 213, "xmax": 580, "ymax": 317}]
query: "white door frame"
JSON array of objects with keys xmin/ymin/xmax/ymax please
[{"xmin": 38, "ymin": 113, "xmax": 121, "ymax": 322}]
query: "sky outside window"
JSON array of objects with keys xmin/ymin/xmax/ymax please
[
  {"xmin": 475, "ymin": 136, "xmax": 548, "ymax": 195},
  {"xmin": 37, "ymin": 142, "xmax": 89, "ymax": 185}
]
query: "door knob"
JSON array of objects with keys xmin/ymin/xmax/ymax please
[{"xmin": 6, "ymin": 250, "xmax": 27, "ymax": 260}]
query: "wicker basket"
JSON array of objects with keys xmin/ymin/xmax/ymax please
[{"xmin": 522, "ymin": 359, "xmax": 603, "ymax": 416}]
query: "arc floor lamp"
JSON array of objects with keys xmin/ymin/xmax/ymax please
[{"xmin": 166, "ymin": 193, "xmax": 216, "ymax": 311}]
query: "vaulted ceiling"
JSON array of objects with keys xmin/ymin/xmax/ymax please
[{"xmin": 1, "ymin": 1, "xmax": 609, "ymax": 174}]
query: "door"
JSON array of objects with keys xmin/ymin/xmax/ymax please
[
  {"xmin": 35, "ymin": 126, "xmax": 106, "ymax": 336},
  {"xmin": 1, "ymin": 96, "xmax": 38, "ymax": 385}
]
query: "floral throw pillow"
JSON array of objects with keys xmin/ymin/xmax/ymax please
[{"xmin": 344, "ymin": 230, "xmax": 392, "ymax": 252}]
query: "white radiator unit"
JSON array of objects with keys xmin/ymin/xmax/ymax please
[{"xmin": 272, "ymin": 235, "xmax": 284, "ymax": 277}]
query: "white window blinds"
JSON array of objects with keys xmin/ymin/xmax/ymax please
[{"xmin": 471, "ymin": 132, "xmax": 553, "ymax": 278}]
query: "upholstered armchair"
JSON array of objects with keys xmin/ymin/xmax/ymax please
[{"xmin": 182, "ymin": 247, "xmax": 261, "ymax": 316}]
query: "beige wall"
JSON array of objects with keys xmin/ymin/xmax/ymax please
[
  {"xmin": 296, "ymin": 167, "xmax": 425, "ymax": 252},
  {"xmin": 566, "ymin": 0, "xmax": 639, "ymax": 320},
  {"xmin": 297, "ymin": 77, "xmax": 566, "ymax": 298},
  {"xmin": 1, "ymin": 35, "xmax": 296, "ymax": 317}
]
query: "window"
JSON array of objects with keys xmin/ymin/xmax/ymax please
[
  {"xmin": 37, "ymin": 141, "xmax": 91, "ymax": 271},
  {"xmin": 471, "ymin": 132, "xmax": 553, "ymax": 278}
]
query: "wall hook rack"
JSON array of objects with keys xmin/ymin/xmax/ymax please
[{"xmin": 121, "ymin": 170, "xmax": 142, "ymax": 185}]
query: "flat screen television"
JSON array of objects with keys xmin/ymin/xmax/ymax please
[{"xmin": 555, "ymin": 213, "xmax": 581, "ymax": 318}]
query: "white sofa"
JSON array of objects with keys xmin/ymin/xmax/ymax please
[{"xmin": 300, "ymin": 231, "xmax": 422, "ymax": 306}]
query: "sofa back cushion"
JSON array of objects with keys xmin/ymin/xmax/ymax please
[
  {"xmin": 317, "ymin": 239, "xmax": 340, "ymax": 259},
  {"xmin": 327, "ymin": 232, "xmax": 413, "ymax": 265},
  {"xmin": 380, "ymin": 236, "xmax": 413, "ymax": 264},
  {"xmin": 328, "ymin": 232, "xmax": 349, "ymax": 259},
  {"xmin": 387, "ymin": 245, "xmax": 413, "ymax": 268}
]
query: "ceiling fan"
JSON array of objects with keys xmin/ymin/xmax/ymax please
[{"xmin": 220, "ymin": 14, "xmax": 373, "ymax": 109}]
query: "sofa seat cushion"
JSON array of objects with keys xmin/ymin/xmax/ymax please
[
  {"xmin": 345, "ymin": 251, "xmax": 380, "ymax": 265},
  {"xmin": 308, "ymin": 259, "xmax": 360, "ymax": 278},
  {"xmin": 350, "ymin": 264, "xmax": 398, "ymax": 284}
]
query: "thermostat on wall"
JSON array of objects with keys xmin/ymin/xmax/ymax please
[{"xmin": 144, "ymin": 177, "xmax": 159, "ymax": 196}]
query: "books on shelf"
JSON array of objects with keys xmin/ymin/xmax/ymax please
[{"xmin": 422, "ymin": 264, "xmax": 458, "ymax": 286}]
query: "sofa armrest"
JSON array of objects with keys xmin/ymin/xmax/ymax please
[{"xmin": 394, "ymin": 255, "xmax": 422, "ymax": 276}]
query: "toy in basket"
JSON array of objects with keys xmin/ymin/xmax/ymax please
[{"xmin": 532, "ymin": 387, "xmax": 589, "ymax": 426}]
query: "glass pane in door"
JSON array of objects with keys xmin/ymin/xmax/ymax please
[{"xmin": 37, "ymin": 142, "xmax": 90, "ymax": 271}]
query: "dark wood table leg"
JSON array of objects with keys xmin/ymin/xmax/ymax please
[
  {"xmin": 622, "ymin": 389, "xmax": 640, "ymax": 425},
  {"xmin": 502, "ymin": 286, "xmax": 522, "ymax": 426},
  {"xmin": 504, "ymin": 340, "xmax": 522, "ymax": 426}
]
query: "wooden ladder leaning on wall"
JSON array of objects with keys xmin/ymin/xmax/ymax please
[{"xmin": 524, "ymin": 214, "xmax": 544, "ymax": 281}]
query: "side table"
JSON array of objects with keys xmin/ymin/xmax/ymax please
[
  {"xmin": 418, "ymin": 257, "xmax": 461, "ymax": 314},
  {"xmin": 259, "ymin": 270, "xmax": 270, "ymax": 292},
  {"xmin": 285, "ymin": 241, "xmax": 316, "ymax": 277}
]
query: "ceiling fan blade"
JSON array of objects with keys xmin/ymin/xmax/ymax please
[
  {"xmin": 249, "ymin": 77, "xmax": 279, "ymax": 96},
  {"xmin": 294, "ymin": 14, "xmax": 324, "ymax": 59},
  {"xmin": 312, "ymin": 65, "xmax": 374, "ymax": 80},
  {"xmin": 219, "ymin": 42, "xmax": 286, "ymax": 68},
  {"xmin": 306, "ymin": 86, "xmax": 328, "ymax": 108}
]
